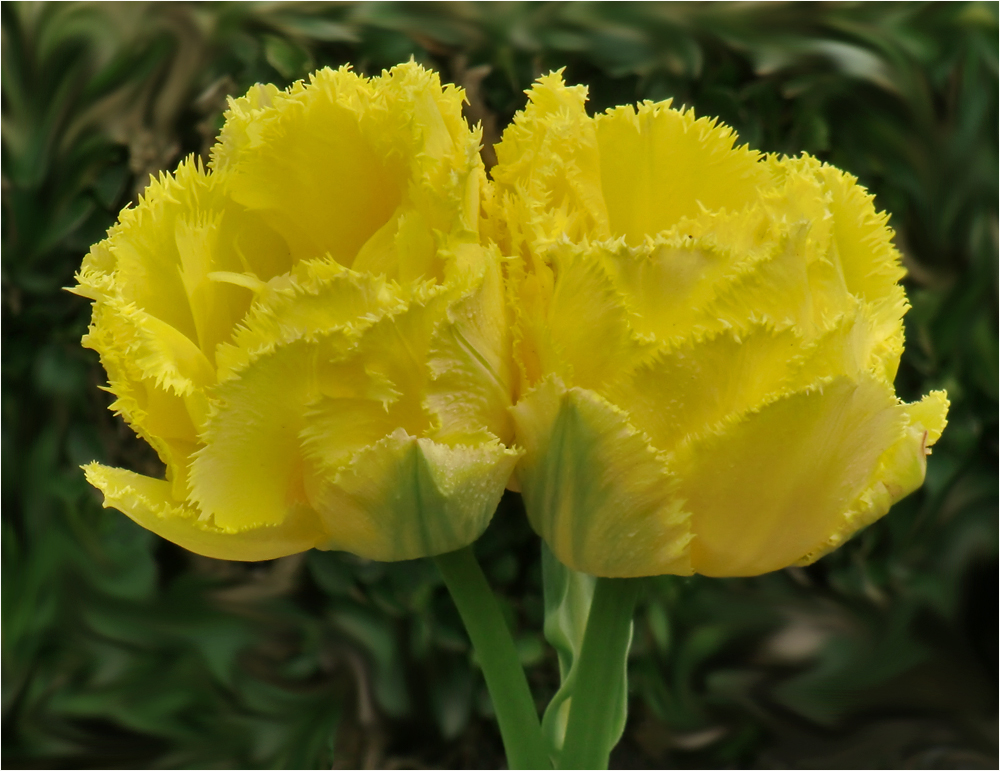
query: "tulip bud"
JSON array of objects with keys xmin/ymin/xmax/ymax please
[
  {"xmin": 491, "ymin": 72, "xmax": 949, "ymax": 578},
  {"xmin": 75, "ymin": 63, "xmax": 519, "ymax": 562}
]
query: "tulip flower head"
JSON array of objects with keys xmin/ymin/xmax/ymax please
[
  {"xmin": 490, "ymin": 72, "xmax": 949, "ymax": 578},
  {"xmin": 74, "ymin": 63, "xmax": 519, "ymax": 562}
]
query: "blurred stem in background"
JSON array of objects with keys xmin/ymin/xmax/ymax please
[{"xmin": 3, "ymin": 2, "xmax": 996, "ymax": 768}]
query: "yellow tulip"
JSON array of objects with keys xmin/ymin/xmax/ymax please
[
  {"xmin": 74, "ymin": 63, "xmax": 519, "ymax": 562},
  {"xmin": 490, "ymin": 72, "xmax": 949, "ymax": 578}
]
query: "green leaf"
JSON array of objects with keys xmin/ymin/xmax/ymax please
[{"xmin": 540, "ymin": 545, "xmax": 630, "ymax": 760}]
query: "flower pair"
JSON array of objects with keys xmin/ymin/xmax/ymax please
[{"xmin": 76, "ymin": 63, "xmax": 948, "ymax": 578}]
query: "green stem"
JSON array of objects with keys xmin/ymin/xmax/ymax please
[
  {"xmin": 434, "ymin": 546, "xmax": 551, "ymax": 770},
  {"xmin": 557, "ymin": 577, "xmax": 640, "ymax": 770}
]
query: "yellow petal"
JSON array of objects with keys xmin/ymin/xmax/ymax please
[
  {"xmin": 607, "ymin": 324, "xmax": 807, "ymax": 455},
  {"xmin": 426, "ymin": 247, "xmax": 516, "ymax": 443},
  {"xmin": 785, "ymin": 302, "xmax": 896, "ymax": 390},
  {"xmin": 598, "ymin": 206, "xmax": 773, "ymax": 343},
  {"xmin": 514, "ymin": 243, "xmax": 652, "ymax": 394},
  {"xmin": 173, "ymin": 210, "xmax": 255, "ymax": 357},
  {"xmin": 208, "ymin": 81, "xmax": 284, "ymax": 169},
  {"xmin": 864, "ymin": 283, "xmax": 909, "ymax": 384},
  {"xmin": 347, "ymin": 291, "xmax": 454, "ymax": 429},
  {"xmin": 111, "ymin": 302, "xmax": 215, "ymax": 395},
  {"xmin": 818, "ymin": 163, "xmax": 905, "ymax": 304},
  {"xmin": 352, "ymin": 206, "xmax": 442, "ymax": 283},
  {"xmin": 214, "ymin": 68, "xmax": 406, "ymax": 264},
  {"xmin": 192, "ymin": 286, "xmax": 456, "ymax": 534},
  {"xmin": 215, "ymin": 259, "xmax": 402, "ymax": 382},
  {"xmin": 907, "ymin": 388, "xmax": 949, "ymax": 445},
  {"xmin": 82, "ymin": 301, "xmax": 205, "ymax": 490},
  {"xmin": 213, "ymin": 63, "xmax": 483, "ymax": 271},
  {"xmin": 94, "ymin": 160, "xmax": 206, "ymax": 341},
  {"xmin": 310, "ymin": 430, "xmax": 521, "ymax": 561},
  {"xmin": 703, "ymin": 220, "xmax": 823, "ymax": 337},
  {"xmin": 594, "ymin": 100, "xmax": 769, "ymax": 244},
  {"xmin": 72, "ymin": 240, "xmax": 119, "ymax": 302},
  {"xmin": 796, "ymin": 389, "xmax": 949, "ymax": 565},
  {"xmin": 188, "ymin": 342, "xmax": 319, "ymax": 531},
  {"xmin": 507, "ymin": 250, "xmax": 555, "ymax": 390},
  {"xmin": 85, "ymin": 464, "xmax": 326, "ymax": 561},
  {"xmin": 511, "ymin": 377, "xmax": 692, "ymax": 578},
  {"xmin": 300, "ymin": 397, "xmax": 404, "ymax": 472},
  {"xmin": 675, "ymin": 376, "xmax": 906, "ymax": 577},
  {"xmin": 490, "ymin": 71, "xmax": 610, "ymax": 254},
  {"xmin": 301, "ymin": 346, "xmax": 434, "ymax": 475},
  {"xmin": 76, "ymin": 156, "xmax": 294, "ymax": 367},
  {"xmin": 83, "ymin": 299, "xmax": 211, "ymax": 401},
  {"xmin": 759, "ymin": 155, "xmax": 855, "ymax": 329}
]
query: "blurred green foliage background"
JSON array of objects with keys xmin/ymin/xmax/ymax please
[{"xmin": 2, "ymin": 2, "xmax": 997, "ymax": 768}]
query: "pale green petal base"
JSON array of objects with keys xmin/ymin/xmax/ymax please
[
  {"xmin": 511, "ymin": 377, "xmax": 691, "ymax": 578},
  {"xmin": 312, "ymin": 430, "xmax": 521, "ymax": 562}
]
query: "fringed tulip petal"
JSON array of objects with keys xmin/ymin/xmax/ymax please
[
  {"xmin": 213, "ymin": 64, "xmax": 484, "ymax": 279},
  {"xmin": 511, "ymin": 378, "xmax": 692, "ymax": 578},
  {"xmin": 189, "ymin": 343, "xmax": 317, "ymax": 531},
  {"xmin": 85, "ymin": 464, "xmax": 327, "ymax": 561},
  {"xmin": 213, "ymin": 69, "xmax": 407, "ymax": 265},
  {"xmin": 674, "ymin": 376, "xmax": 903, "ymax": 577},
  {"xmin": 513, "ymin": 244, "xmax": 652, "ymax": 395},
  {"xmin": 214, "ymin": 259, "xmax": 401, "ymax": 382},
  {"xmin": 795, "ymin": 389, "xmax": 950, "ymax": 566},
  {"xmin": 818, "ymin": 163, "xmax": 907, "ymax": 304},
  {"xmin": 597, "ymin": 206, "xmax": 779, "ymax": 344},
  {"xmin": 312, "ymin": 430, "xmax": 521, "ymax": 561},
  {"xmin": 594, "ymin": 100, "xmax": 768, "ymax": 245},
  {"xmin": 607, "ymin": 324, "xmax": 806, "ymax": 455},
  {"xmin": 426, "ymin": 250, "xmax": 516, "ymax": 444},
  {"xmin": 489, "ymin": 71, "xmax": 610, "ymax": 254}
]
